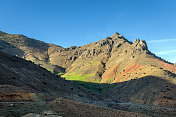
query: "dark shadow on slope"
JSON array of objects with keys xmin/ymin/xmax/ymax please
[
  {"xmin": 0, "ymin": 40, "xmax": 24, "ymax": 57},
  {"xmin": 0, "ymin": 51, "xmax": 107, "ymax": 103},
  {"xmin": 70, "ymin": 76, "xmax": 176, "ymax": 117},
  {"xmin": 53, "ymin": 65, "xmax": 65, "ymax": 75},
  {"xmin": 70, "ymin": 75, "xmax": 176, "ymax": 107},
  {"xmin": 71, "ymin": 80, "xmax": 115, "ymax": 94}
]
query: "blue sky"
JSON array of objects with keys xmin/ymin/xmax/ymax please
[{"xmin": 0, "ymin": 0, "xmax": 176, "ymax": 63}]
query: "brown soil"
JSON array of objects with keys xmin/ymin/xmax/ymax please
[
  {"xmin": 49, "ymin": 98, "xmax": 150, "ymax": 117},
  {"xmin": 0, "ymin": 92, "xmax": 34, "ymax": 101},
  {"xmin": 153, "ymin": 59, "xmax": 176, "ymax": 73},
  {"xmin": 113, "ymin": 64, "xmax": 142, "ymax": 83}
]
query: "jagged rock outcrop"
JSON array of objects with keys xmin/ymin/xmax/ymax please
[{"xmin": 133, "ymin": 39, "xmax": 148, "ymax": 50}]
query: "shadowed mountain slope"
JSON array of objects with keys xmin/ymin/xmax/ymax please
[
  {"xmin": 0, "ymin": 51, "xmax": 106, "ymax": 101},
  {"xmin": 108, "ymin": 76, "xmax": 176, "ymax": 108},
  {"xmin": 73, "ymin": 77, "xmax": 176, "ymax": 117},
  {"xmin": 0, "ymin": 51, "xmax": 150, "ymax": 117}
]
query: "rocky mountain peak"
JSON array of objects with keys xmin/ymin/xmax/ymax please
[
  {"xmin": 134, "ymin": 38, "xmax": 140, "ymax": 43},
  {"xmin": 110, "ymin": 32, "xmax": 124, "ymax": 39},
  {"xmin": 113, "ymin": 32, "xmax": 120, "ymax": 35},
  {"xmin": 133, "ymin": 38, "xmax": 148, "ymax": 50}
]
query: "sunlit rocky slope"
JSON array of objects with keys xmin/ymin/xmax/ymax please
[
  {"xmin": 0, "ymin": 31, "xmax": 176, "ymax": 116},
  {"xmin": 0, "ymin": 31, "xmax": 175, "ymax": 83}
]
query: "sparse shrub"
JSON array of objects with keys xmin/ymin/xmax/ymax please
[
  {"xmin": 163, "ymin": 96, "xmax": 173, "ymax": 100},
  {"xmin": 166, "ymin": 88, "xmax": 172, "ymax": 91}
]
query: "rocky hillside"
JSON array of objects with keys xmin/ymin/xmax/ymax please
[
  {"xmin": 62, "ymin": 33, "xmax": 176, "ymax": 84},
  {"xmin": 0, "ymin": 31, "xmax": 176, "ymax": 116},
  {"xmin": 0, "ymin": 51, "xmax": 106, "ymax": 101},
  {"xmin": 0, "ymin": 51, "xmax": 151, "ymax": 117},
  {"xmin": 1, "ymin": 31, "xmax": 175, "ymax": 83},
  {"xmin": 0, "ymin": 31, "xmax": 64, "ymax": 74}
]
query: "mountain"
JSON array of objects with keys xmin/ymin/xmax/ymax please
[
  {"xmin": 1, "ymin": 31, "xmax": 175, "ymax": 83},
  {"xmin": 0, "ymin": 30, "xmax": 176, "ymax": 116},
  {"xmin": 1, "ymin": 31, "xmax": 175, "ymax": 82},
  {"xmin": 0, "ymin": 31, "xmax": 64, "ymax": 74},
  {"xmin": 62, "ymin": 33, "xmax": 176, "ymax": 83},
  {"xmin": 0, "ymin": 51, "xmax": 149, "ymax": 117}
]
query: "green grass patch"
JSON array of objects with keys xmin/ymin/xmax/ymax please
[
  {"xmin": 90, "ymin": 78, "xmax": 101, "ymax": 83},
  {"xmin": 103, "ymin": 77, "xmax": 114, "ymax": 83},
  {"xmin": 57, "ymin": 72, "xmax": 64, "ymax": 76},
  {"xmin": 63, "ymin": 73, "xmax": 94, "ymax": 82}
]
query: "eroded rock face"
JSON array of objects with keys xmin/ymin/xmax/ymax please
[{"xmin": 133, "ymin": 39, "xmax": 148, "ymax": 50}]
